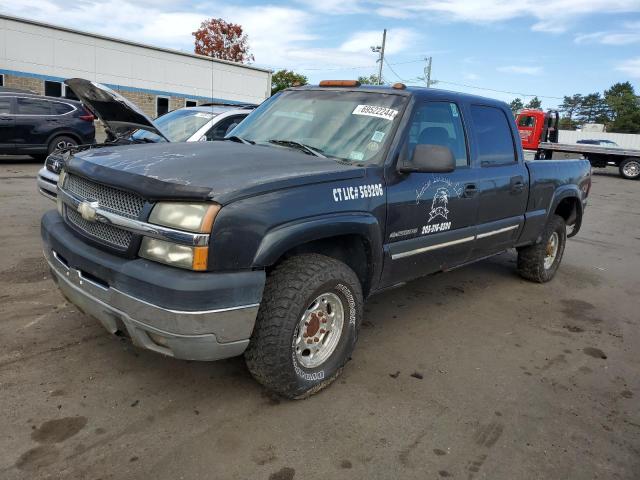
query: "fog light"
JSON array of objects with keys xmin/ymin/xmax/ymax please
[{"xmin": 148, "ymin": 332, "xmax": 170, "ymax": 348}]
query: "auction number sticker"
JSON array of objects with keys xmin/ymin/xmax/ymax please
[{"xmin": 352, "ymin": 105, "xmax": 398, "ymax": 121}]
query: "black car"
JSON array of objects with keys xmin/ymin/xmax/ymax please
[{"xmin": 0, "ymin": 91, "xmax": 95, "ymax": 160}]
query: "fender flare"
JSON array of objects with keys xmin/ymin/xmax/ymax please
[
  {"xmin": 253, "ymin": 212, "xmax": 384, "ymax": 287},
  {"xmin": 548, "ymin": 185, "xmax": 583, "ymax": 237}
]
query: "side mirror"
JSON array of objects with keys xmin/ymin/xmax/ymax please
[{"xmin": 399, "ymin": 144, "xmax": 456, "ymax": 173}]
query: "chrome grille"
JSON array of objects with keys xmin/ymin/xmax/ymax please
[
  {"xmin": 65, "ymin": 174, "xmax": 144, "ymax": 218},
  {"xmin": 66, "ymin": 207, "xmax": 133, "ymax": 249}
]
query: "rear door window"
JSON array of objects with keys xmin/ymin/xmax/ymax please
[
  {"xmin": 50, "ymin": 102, "xmax": 74, "ymax": 115},
  {"xmin": 0, "ymin": 97, "xmax": 11, "ymax": 114},
  {"xmin": 470, "ymin": 105, "xmax": 516, "ymax": 166},
  {"xmin": 17, "ymin": 98, "xmax": 52, "ymax": 115}
]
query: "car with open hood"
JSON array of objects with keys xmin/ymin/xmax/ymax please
[
  {"xmin": 41, "ymin": 81, "xmax": 591, "ymax": 398},
  {"xmin": 37, "ymin": 78, "xmax": 255, "ymax": 199}
]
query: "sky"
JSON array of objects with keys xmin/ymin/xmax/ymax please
[{"xmin": 2, "ymin": 0, "xmax": 640, "ymax": 109}]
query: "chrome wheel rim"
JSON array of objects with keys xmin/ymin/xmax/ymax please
[
  {"xmin": 55, "ymin": 140, "xmax": 75, "ymax": 151},
  {"xmin": 544, "ymin": 232, "xmax": 559, "ymax": 270},
  {"xmin": 622, "ymin": 161, "xmax": 639, "ymax": 178},
  {"xmin": 293, "ymin": 292, "xmax": 344, "ymax": 369}
]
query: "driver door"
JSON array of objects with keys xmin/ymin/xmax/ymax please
[{"xmin": 381, "ymin": 101, "xmax": 479, "ymax": 287}]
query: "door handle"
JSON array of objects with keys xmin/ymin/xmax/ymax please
[
  {"xmin": 463, "ymin": 184, "xmax": 478, "ymax": 198},
  {"xmin": 510, "ymin": 176, "xmax": 525, "ymax": 193}
]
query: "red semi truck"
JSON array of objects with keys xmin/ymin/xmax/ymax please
[{"xmin": 516, "ymin": 109, "xmax": 640, "ymax": 180}]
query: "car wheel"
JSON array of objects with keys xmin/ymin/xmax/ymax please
[
  {"xmin": 48, "ymin": 136, "xmax": 78, "ymax": 154},
  {"xmin": 517, "ymin": 214, "xmax": 567, "ymax": 283},
  {"xmin": 244, "ymin": 254, "xmax": 363, "ymax": 399},
  {"xmin": 619, "ymin": 158, "xmax": 640, "ymax": 180}
]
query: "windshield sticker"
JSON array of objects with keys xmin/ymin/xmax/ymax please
[
  {"xmin": 333, "ymin": 183, "xmax": 383, "ymax": 202},
  {"xmin": 450, "ymin": 104, "xmax": 459, "ymax": 117},
  {"xmin": 352, "ymin": 105, "xmax": 398, "ymax": 121},
  {"xmin": 273, "ymin": 111, "xmax": 314, "ymax": 122},
  {"xmin": 371, "ymin": 131, "xmax": 385, "ymax": 142},
  {"xmin": 367, "ymin": 142, "xmax": 380, "ymax": 152},
  {"xmin": 349, "ymin": 151, "xmax": 364, "ymax": 161}
]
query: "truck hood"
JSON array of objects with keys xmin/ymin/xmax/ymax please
[
  {"xmin": 66, "ymin": 141, "xmax": 365, "ymax": 204},
  {"xmin": 64, "ymin": 78, "xmax": 169, "ymax": 142}
]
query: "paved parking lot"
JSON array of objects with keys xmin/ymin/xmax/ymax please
[{"xmin": 0, "ymin": 157, "xmax": 639, "ymax": 480}]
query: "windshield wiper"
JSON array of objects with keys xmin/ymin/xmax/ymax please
[
  {"xmin": 224, "ymin": 135, "xmax": 254, "ymax": 145},
  {"xmin": 267, "ymin": 139, "xmax": 326, "ymax": 158}
]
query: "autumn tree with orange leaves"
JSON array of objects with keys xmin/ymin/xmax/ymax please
[{"xmin": 193, "ymin": 18, "xmax": 254, "ymax": 64}]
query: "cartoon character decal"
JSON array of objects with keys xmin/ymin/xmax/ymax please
[{"xmin": 416, "ymin": 177, "xmax": 462, "ymax": 234}]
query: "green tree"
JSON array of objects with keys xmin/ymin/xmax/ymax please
[
  {"xmin": 357, "ymin": 74, "xmax": 381, "ymax": 85},
  {"xmin": 271, "ymin": 69, "xmax": 308, "ymax": 95},
  {"xmin": 509, "ymin": 98, "xmax": 524, "ymax": 115},
  {"xmin": 525, "ymin": 96, "xmax": 542, "ymax": 109},
  {"xmin": 604, "ymin": 82, "xmax": 640, "ymax": 132},
  {"xmin": 558, "ymin": 93, "xmax": 583, "ymax": 130},
  {"xmin": 577, "ymin": 93, "xmax": 609, "ymax": 124}
]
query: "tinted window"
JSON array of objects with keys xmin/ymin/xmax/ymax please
[
  {"xmin": 406, "ymin": 102, "xmax": 468, "ymax": 167},
  {"xmin": 51, "ymin": 102, "xmax": 73, "ymax": 115},
  {"xmin": 17, "ymin": 98, "xmax": 51, "ymax": 115},
  {"xmin": 0, "ymin": 98, "xmax": 11, "ymax": 114},
  {"xmin": 206, "ymin": 114, "xmax": 246, "ymax": 141},
  {"xmin": 45, "ymin": 81, "xmax": 63, "ymax": 97},
  {"xmin": 471, "ymin": 105, "xmax": 516, "ymax": 166}
]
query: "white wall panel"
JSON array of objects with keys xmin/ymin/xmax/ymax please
[{"xmin": 558, "ymin": 130, "xmax": 640, "ymax": 150}]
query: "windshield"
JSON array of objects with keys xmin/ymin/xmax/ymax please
[
  {"xmin": 131, "ymin": 109, "xmax": 216, "ymax": 142},
  {"xmin": 230, "ymin": 90, "xmax": 408, "ymax": 163}
]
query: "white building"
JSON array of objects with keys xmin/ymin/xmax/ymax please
[{"xmin": 0, "ymin": 14, "xmax": 272, "ymax": 118}]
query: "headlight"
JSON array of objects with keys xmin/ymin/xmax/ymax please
[
  {"xmin": 149, "ymin": 202, "xmax": 220, "ymax": 233},
  {"xmin": 139, "ymin": 238, "xmax": 209, "ymax": 271}
]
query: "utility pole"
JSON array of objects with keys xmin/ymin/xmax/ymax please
[
  {"xmin": 371, "ymin": 29, "xmax": 387, "ymax": 85},
  {"xmin": 424, "ymin": 56, "xmax": 433, "ymax": 88}
]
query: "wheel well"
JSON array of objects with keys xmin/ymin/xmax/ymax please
[
  {"xmin": 273, "ymin": 235, "xmax": 373, "ymax": 296},
  {"xmin": 555, "ymin": 196, "xmax": 580, "ymax": 226},
  {"xmin": 48, "ymin": 132, "xmax": 81, "ymax": 148}
]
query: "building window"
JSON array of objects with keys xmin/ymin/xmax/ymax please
[
  {"xmin": 45, "ymin": 80, "xmax": 63, "ymax": 97},
  {"xmin": 0, "ymin": 74, "xmax": 4, "ymax": 87},
  {"xmin": 185, "ymin": 100, "xmax": 197, "ymax": 107},
  {"xmin": 156, "ymin": 96, "xmax": 170, "ymax": 117}
]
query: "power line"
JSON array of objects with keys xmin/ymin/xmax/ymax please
[
  {"xmin": 433, "ymin": 80, "xmax": 563, "ymax": 100},
  {"xmin": 383, "ymin": 58, "xmax": 404, "ymax": 82}
]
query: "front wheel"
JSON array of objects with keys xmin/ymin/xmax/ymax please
[
  {"xmin": 244, "ymin": 254, "xmax": 363, "ymax": 399},
  {"xmin": 619, "ymin": 158, "xmax": 640, "ymax": 180},
  {"xmin": 48, "ymin": 135, "xmax": 78, "ymax": 155},
  {"xmin": 517, "ymin": 214, "xmax": 567, "ymax": 283}
]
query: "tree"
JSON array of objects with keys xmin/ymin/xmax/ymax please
[
  {"xmin": 525, "ymin": 96, "xmax": 542, "ymax": 110},
  {"xmin": 271, "ymin": 69, "xmax": 308, "ymax": 95},
  {"xmin": 509, "ymin": 98, "xmax": 524, "ymax": 115},
  {"xmin": 357, "ymin": 75, "xmax": 381, "ymax": 85},
  {"xmin": 604, "ymin": 82, "xmax": 637, "ymax": 120},
  {"xmin": 558, "ymin": 93, "xmax": 583, "ymax": 130},
  {"xmin": 577, "ymin": 93, "xmax": 609, "ymax": 124},
  {"xmin": 193, "ymin": 18, "xmax": 254, "ymax": 63}
]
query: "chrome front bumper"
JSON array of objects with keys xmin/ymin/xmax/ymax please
[{"xmin": 45, "ymin": 248, "xmax": 259, "ymax": 361}]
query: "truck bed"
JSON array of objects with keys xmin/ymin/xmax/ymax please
[{"xmin": 538, "ymin": 142, "xmax": 640, "ymax": 157}]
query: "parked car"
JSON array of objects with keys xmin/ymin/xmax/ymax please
[
  {"xmin": 37, "ymin": 78, "xmax": 255, "ymax": 199},
  {"xmin": 41, "ymin": 81, "xmax": 591, "ymax": 399},
  {"xmin": 0, "ymin": 90, "xmax": 95, "ymax": 160},
  {"xmin": 577, "ymin": 139, "xmax": 619, "ymax": 148}
]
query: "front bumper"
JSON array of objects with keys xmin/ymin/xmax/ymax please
[{"xmin": 42, "ymin": 211, "xmax": 265, "ymax": 361}]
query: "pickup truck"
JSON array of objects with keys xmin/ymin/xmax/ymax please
[{"xmin": 41, "ymin": 81, "xmax": 591, "ymax": 398}]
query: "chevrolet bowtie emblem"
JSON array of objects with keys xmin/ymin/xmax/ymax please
[{"xmin": 78, "ymin": 201, "xmax": 100, "ymax": 222}]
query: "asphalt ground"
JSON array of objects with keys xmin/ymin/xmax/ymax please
[{"xmin": 0, "ymin": 156, "xmax": 638, "ymax": 480}]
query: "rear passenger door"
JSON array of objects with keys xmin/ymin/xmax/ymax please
[
  {"xmin": 0, "ymin": 96, "xmax": 15, "ymax": 152},
  {"xmin": 382, "ymin": 101, "xmax": 479, "ymax": 286},
  {"xmin": 468, "ymin": 104, "xmax": 529, "ymax": 259},
  {"xmin": 14, "ymin": 97, "xmax": 53, "ymax": 149}
]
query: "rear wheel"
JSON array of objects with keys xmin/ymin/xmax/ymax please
[
  {"xmin": 619, "ymin": 158, "xmax": 640, "ymax": 180},
  {"xmin": 244, "ymin": 254, "xmax": 363, "ymax": 399},
  {"xmin": 48, "ymin": 135, "xmax": 78, "ymax": 155},
  {"xmin": 517, "ymin": 214, "xmax": 566, "ymax": 283}
]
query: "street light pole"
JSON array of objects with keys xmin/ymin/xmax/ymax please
[
  {"xmin": 424, "ymin": 56, "xmax": 433, "ymax": 88},
  {"xmin": 371, "ymin": 29, "xmax": 387, "ymax": 85}
]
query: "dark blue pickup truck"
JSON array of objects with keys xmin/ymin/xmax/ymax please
[{"xmin": 41, "ymin": 82, "xmax": 591, "ymax": 398}]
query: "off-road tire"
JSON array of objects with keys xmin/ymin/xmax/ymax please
[
  {"xmin": 244, "ymin": 254, "xmax": 363, "ymax": 399},
  {"xmin": 517, "ymin": 214, "xmax": 566, "ymax": 283},
  {"xmin": 619, "ymin": 157, "xmax": 640, "ymax": 180},
  {"xmin": 48, "ymin": 135, "xmax": 78, "ymax": 155}
]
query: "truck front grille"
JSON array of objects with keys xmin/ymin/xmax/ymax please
[
  {"xmin": 65, "ymin": 174, "xmax": 145, "ymax": 219},
  {"xmin": 62, "ymin": 174, "xmax": 145, "ymax": 251}
]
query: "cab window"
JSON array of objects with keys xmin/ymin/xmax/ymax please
[
  {"xmin": 517, "ymin": 115, "xmax": 536, "ymax": 128},
  {"xmin": 471, "ymin": 105, "xmax": 517, "ymax": 166},
  {"xmin": 406, "ymin": 102, "xmax": 468, "ymax": 167}
]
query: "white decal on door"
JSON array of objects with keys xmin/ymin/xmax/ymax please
[{"xmin": 415, "ymin": 177, "xmax": 463, "ymax": 234}]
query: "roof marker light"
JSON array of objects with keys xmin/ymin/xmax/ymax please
[{"xmin": 319, "ymin": 80, "xmax": 361, "ymax": 87}]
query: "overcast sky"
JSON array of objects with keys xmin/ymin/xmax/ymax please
[{"xmin": 2, "ymin": 0, "xmax": 640, "ymax": 108}]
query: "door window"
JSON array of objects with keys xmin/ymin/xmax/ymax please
[
  {"xmin": 50, "ymin": 102, "xmax": 73, "ymax": 115},
  {"xmin": 470, "ymin": 105, "xmax": 516, "ymax": 166},
  {"xmin": 406, "ymin": 102, "xmax": 468, "ymax": 167},
  {"xmin": 206, "ymin": 114, "xmax": 246, "ymax": 141},
  {"xmin": 16, "ymin": 98, "xmax": 51, "ymax": 115},
  {"xmin": 0, "ymin": 98, "xmax": 11, "ymax": 114}
]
